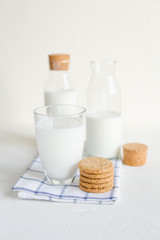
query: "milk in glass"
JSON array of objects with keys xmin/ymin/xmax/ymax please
[{"xmin": 36, "ymin": 117, "xmax": 84, "ymax": 180}]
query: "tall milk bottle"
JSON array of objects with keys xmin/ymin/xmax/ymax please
[
  {"xmin": 86, "ymin": 60, "xmax": 122, "ymax": 159},
  {"xmin": 44, "ymin": 54, "xmax": 76, "ymax": 106}
]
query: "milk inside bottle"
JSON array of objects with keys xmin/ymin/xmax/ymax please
[{"xmin": 87, "ymin": 111, "xmax": 122, "ymax": 158}]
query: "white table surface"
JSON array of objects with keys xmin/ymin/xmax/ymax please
[{"xmin": 0, "ymin": 123, "xmax": 160, "ymax": 240}]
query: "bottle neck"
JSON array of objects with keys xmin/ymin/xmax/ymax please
[
  {"xmin": 90, "ymin": 60, "xmax": 116, "ymax": 77},
  {"xmin": 49, "ymin": 69, "xmax": 69, "ymax": 75},
  {"xmin": 49, "ymin": 70, "xmax": 69, "ymax": 81},
  {"xmin": 88, "ymin": 60, "xmax": 120, "ymax": 114},
  {"xmin": 48, "ymin": 70, "xmax": 71, "ymax": 89}
]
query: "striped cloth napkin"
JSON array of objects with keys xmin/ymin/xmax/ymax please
[{"xmin": 12, "ymin": 156, "xmax": 121, "ymax": 205}]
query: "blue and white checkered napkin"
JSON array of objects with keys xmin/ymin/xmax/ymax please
[{"xmin": 12, "ymin": 156, "xmax": 122, "ymax": 205}]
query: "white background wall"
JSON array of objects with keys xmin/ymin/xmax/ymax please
[{"xmin": 0, "ymin": 0, "xmax": 160, "ymax": 125}]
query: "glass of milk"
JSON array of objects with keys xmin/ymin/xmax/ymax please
[{"xmin": 34, "ymin": 105, "xmax": 86, "ymax": 185}]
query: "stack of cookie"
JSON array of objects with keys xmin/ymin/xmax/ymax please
[{"xmin": 78, "ymin": 157, "xmax": 114, "ymax": 193}]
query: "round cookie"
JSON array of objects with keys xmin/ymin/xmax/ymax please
[
  {"xmin": 79, "ymin": 183, "xmax": 113, "ymax": 193},
  {"xmin": 123, "ymin": 143, "xmax": 148, "ymax": 166},
  {"xmin": 79, "ymin": 157, "xmax": 113, "ymax": 174},
  {"xmin": 80, "ymin": 174, "xmax": 113, "ymax": 184},
  {"xmin": 80, "ymin": 169, "xmax": 114, "ymax": 179},
  {"xmin": 79, "ymin": 179, "xmax": 113, "ymax": 189}
]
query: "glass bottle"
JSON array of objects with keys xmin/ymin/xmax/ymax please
[
  {"xmin": 44, "ymin": 54, "xmax": 76, "ymax": 105},
  {"xmin": 86, "ymin": 60, "xmax": 122, "ymax": 159}
]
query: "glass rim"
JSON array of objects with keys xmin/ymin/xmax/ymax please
[
  {"xmin": 33, "ymin": 104, "xmax": 86, "ymax": 117},
  {"xmin": 90, "ymin": 59, "xmax": 117, "ymax": 64}
]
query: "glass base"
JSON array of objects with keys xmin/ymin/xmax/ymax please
[{"xmin": 46, "ymin": 175, "xmax": 76, "ymax": 185}]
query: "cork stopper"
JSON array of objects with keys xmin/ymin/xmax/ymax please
[
  {"xmin": 123, "ymin": 143, "xmax": 148, "ymax": 166},
  {"xmin": 48, "ymin": 54, "xmax": 70, "ymax": 70}
]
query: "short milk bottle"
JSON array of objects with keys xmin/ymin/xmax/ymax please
[
  {"xmin": 86, "ymin": 60, "xmax": 122, "ymax": 159},
  {"xmin": 44, "ymin": 54, "xmax": 76, "ymax": 105}
]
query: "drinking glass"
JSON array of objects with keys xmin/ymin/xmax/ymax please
[{"xmin": 34, "ymin": 105, "xmax": 86, "ymax": 185}]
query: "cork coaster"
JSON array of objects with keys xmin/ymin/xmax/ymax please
[
  {"xmin": 79, "ymin": 157, "xmax": 113, "ymax": 174},
  {"xmin": 79, "ymin": 179, "xmax": 113, "ymax": 189},
  {"xmin": 123, "ymin": 143, "xmax": 148, "ymax": 166},
  {"xmin": 80, "ymin": 174, "xmax": 114, "ymax": 184},
  {"xmin": 80, "ymin": 169, "xmax": 114, "ymax": 179},
  {"xmin": 79, "ymin": 182, "xmax": 113, "ymax": 193}
]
